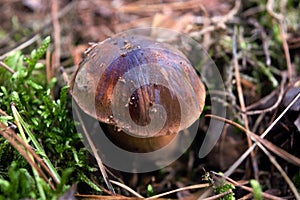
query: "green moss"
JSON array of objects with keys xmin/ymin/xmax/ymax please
[{"xmin": 0, "ymin": 36, "xmax": 100, "ymax": 199}]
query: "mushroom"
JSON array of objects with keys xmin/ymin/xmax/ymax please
[{"xmin": 70, "ymin": 33, "xmax": 206, "ymax": 152}]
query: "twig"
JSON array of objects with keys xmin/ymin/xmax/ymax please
[
  {"xmin": 193, "ymin": 0, "xmax": 241, "ymax": 25},
  {"xmin": 0, "ymin": 124, "xmax": 55, "ymax": 190},
  {"xmin": 59, "ymin": 66, "xmax": 69, "ymax": 84},
  {"xmin": 233, "ymin": 26, "xmax": 258, "ymax": 180},
  {"xmin": 74, "ymin": 104, "xmax": 115, "ymax": 195},
  {"xmin": 210, "ymin": 172, "xmax": 285, "ymax": 200},
  {"xmin": 190, "ymin": 0, "xmax": 241, "ymax": 38},
  {"xmin": 51, "ymin": 0, "xmax": 61, "ymax": 78},
  {"xmin": 110, "ymin": 180, "xmax": 144, "ymax": 198},
  {"xmin": 266, "ymin": 0, "xmax": 284, "ymax": 20},
  {"xmin": 222, "ymin": 62, "xmax": 300, "ymax": 177},
  {"xmin": 0, "ymin": 35, "xmax": 39, "ymax": 60},
  {"xmin": 249, "ymin": 130, "xmax": 300, "ymax": 167},
  {"xmin": 252, "ymin": 112, "xmax": 266, "ymax": 133},
  {"xmin": 0, "ymin": 61, "xmax": 15, "ymax": 74},
  {"xmin": 266, "ymin": 0, "xmax": 293, "ymax": 83},
  {"xmin": 248, "ymin": 18, "xmax": 271, "ymax": 66},
  {"xmin": 279, "ymin": 20, "xmax": 293, "ymax": 83},
  {"xmin": 11, "ymin": 102, "xmax": 61, "ymax": 184},
  {"xmin": 90, "ymin": 176, "xmax": 116, "ymax": 196},
  {"xmin": 256, "ymin": 141, "xmax": 300, "ymax": 199},
  {"xmin": 0, "ymin": 1, "xmax": 75, "ymax": 61},
  {"xmin": 74, "ymin": 194, "xmax": 136, "ymax": 199},
  {"xmin": 245, "ymin": 72, "xmax": 287, "ymax": 115},
  {"xmin": 11, "ymin": 104, "xmax": 47, "ymax": 198},
  {"xmin": 117, "ymin": 0, "xmax": 205, "ymax": 13},
  {"xmin": 208, "ymin": 89, "xmax": 300, "ymax": 177},
  {"xmin": 145, "ymin": 183, "xmax": 210, "ymax": 200},
  {"xmin": 201, "ymin": 191, "xmax": 233, "ymax": 200},
  {"xmin": 239, "ymin": 193, "xmax": 253, "ymax": 200},
  {"xmin": 206, "ymin": 114, "xmax": 300, "ymax": 199}
]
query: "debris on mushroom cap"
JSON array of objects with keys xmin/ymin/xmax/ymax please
[{"xmin": 70, "ymin": 34, "xmax": 206, "ymax": 138}]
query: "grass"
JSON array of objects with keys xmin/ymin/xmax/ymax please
[{"xmin": 0, "ymin": 37, "xmax": 101, "ymax": 199}]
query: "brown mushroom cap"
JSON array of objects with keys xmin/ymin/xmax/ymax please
[{"xmin": 70, "ymin": 34, "xmax": 206, "ymax": 141}]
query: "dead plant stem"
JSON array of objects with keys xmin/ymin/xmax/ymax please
[
  {"xmin": 211, "ymin": 171, "xmax": 285, "ymax": 200},
  {"xmin": 74, "ymin": 105, "xmax": 116, "ymax": 195},
  {"xmin": 266, "ymin": 0, "xmax": 293, "ymax": 82},
  {"xmin": 0, "ymin": 61, "xmax": 15, "ymax": 74},
  {"xmin": 0, "ymin": 124, "xmax": 55, "ymax": 190},
  {"xmin": 51, "ymin": 0, "xmax": 61, "ymax": 78},
  {"xmin": 233, "ymin": 26, "xmax": 258, "ymax": 180},
  {"xmin": 209, "ymin": 88, "xmax": 300, "ymax": 175}
]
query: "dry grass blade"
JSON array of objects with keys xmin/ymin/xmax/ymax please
[
  {"xmin": 145, "ymin": 183, "xmax": 210, "ymax": 200},
  {"xmin": 260, "ymin": 92, "xmax": 300, "ymax": 139},
  {"xmin": 206, "ymin": 115, "xmax": 300, "ymax": 199},
  {"xmin": 51, "ymin": 0, "xmax": 61, "ymax": 76},
  {"xmin": 73, "ymin": 105, "xmax": 115, "ymax": 195},
  {"xmin": 190, "ymin": 0, "xmax": 241, "ymax": 38},
  {"xmin": 110, "ymin": 180, "xmax": 144, "ymax": 198},
  {"xmin": 0, "ymin": 61, "xmax": 15, "ymax": 74},
  {"xmin": 245, "ymin": 72, "xmax": 287, "ymax": 115},
  {"xmin": 0, "ymin": 123, "xmax": 56, "ymax": 190},
  {"xmin": 267, "ymin": 0, "xmax": 294, "ymax": 82},
  {"xmin": 222, "ymin": 91, "xmax": 300, "ymax": 176},
  {"xmin": 266, "ymin": 0, "xmax": 284, "ymax": 20},
  {"xmin": 75, "ymin": 194, "xmax": 143, "ymax": 199},
  {"xmin": 117, "ymin": 0, "xmax": 204, "ymax": 13},
  {"xmin": 201, "ymin": 191, "xmax": 234, "ymax": 200},
  {"xmin": 232, "ymin": 26, "xmax": 258, "ymax": 179},
  {"xmin": 254, "ymin": 140, "xmax": 300, "ymax": 199},
  {"xmin": 75, "ymin": 195, "xmax": 176, "ymax": 200},
  {"xmin": 0, "ymin": 35, "xmax": 39, "ymax": 60},
  {"xmin": 250, "ymin": 132, "xmax": 300, "ymax": 167},
  {"xmin": 206, "ymin": 114, "xmax": 300, "ymax": 167},
  {"xmin": 210, "ymin": 172, "xmax": 285, "ymax": 200}
]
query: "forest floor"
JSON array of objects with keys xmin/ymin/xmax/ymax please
[{"xmin": 0, "ymin": 0, "xmax": 300, "ymax": 199}]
